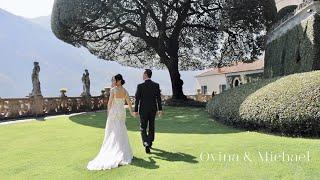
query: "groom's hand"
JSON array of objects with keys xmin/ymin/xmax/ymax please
[
  {"xmin": 133, "ymin": 112, "xmax": 139, "ymax": 118},
  {"xmin": 158, "ymin": 111, "xmax": 163, "ymax": 117}
]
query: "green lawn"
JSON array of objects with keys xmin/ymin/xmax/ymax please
[{"xmin": 0, "ymin": 107, "xmax": 319, "ymax": 179}]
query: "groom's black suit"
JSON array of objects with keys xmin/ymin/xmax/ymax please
[{"xmin": 135, "ymin": 79, "xmax": 162, "ymax": 147}]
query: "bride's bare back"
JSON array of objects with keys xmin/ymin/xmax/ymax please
[
  {"xmin": 108, "ymin": 86, "xmax": 134, "ymax": 117},
  {"xmin": 113, "ymin": 87, "xmax": 128, "ymax": 99}
]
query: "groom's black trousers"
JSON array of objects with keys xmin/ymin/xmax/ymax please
[{"xmin": 139, "ymin": 111, "xmax": 156, "ymax": 146}]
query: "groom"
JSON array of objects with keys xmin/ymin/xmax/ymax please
[{"xmin": 134, "ymin": 69, "xmax": 163, "ymax": 154}]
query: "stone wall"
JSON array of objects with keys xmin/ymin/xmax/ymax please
[
  {"xmin": 0, "ymin": 96, "xmax": 108, "ymax": 121},
  {"xmin": 0, "ymin": 94, "xmax": 211, "ymax": 121},
  {"xmin": 275, "ymin": 0, "xmax": 303, "ymax": 11},
  {"xmin": 264, "ymin": 1, "xmax": 320, "ymax": 78}
]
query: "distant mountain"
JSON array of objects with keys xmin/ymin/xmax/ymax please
[{"xmin": 0, "ymin": 9, "xmax": 202, "ymax": 98}]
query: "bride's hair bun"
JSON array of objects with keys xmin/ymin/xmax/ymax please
[{"xmin": 114, "ymin": 74, "xmax": 125, "ymax": 85}]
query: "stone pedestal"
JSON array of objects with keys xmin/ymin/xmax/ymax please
[
  {"xmin": 101, "ymin": 90, "xmax": 106, "ymax": 97},
  {"xmin": 0, "ymin": 98, "xmax": 3, "ymax": 118},
  {"xmin": 105, "ymin": 88, "xmax": 111, "ymax": 97},
  {"xmin": 60, "ymin": 90, "xmax": 67, "ymax": 98},
  {"xmin": 82, "ymin": 95, "xmax": 92, "ymax": 112},
  {"xmin": 30, "ymin": 95, "xmax": 44, "ymax": 117}
]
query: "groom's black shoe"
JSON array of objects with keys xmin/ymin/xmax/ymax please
[
  {"xmin": 149, "ymin": 142, "xmax": 153, "ymax": 149},
  {"xmin": 145, "ymin": 146, "xmax": 151, "ymax": 154}
]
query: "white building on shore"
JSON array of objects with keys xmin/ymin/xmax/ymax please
[{"xmin": 195, "ymin": 60, "xmax": 264, "ymax": 95}]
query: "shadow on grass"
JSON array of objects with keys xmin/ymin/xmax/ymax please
[
  {"xmin": 69, "ymin": 107, "xmax": 243, "ymax": 134},
  {"xmin": 131, "ymin": 156, "xmax": 159, "ymax": 169},
  {"xmin": 131, "ymin": 148, "xmax": 198, "ymax": 169},
  {"xmin": 150, "ymin": 148, "xmax": 198, "ymax": 163}
]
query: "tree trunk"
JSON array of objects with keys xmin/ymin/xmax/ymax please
[{"xmin": 167, "ymin": 59, "xmax": 187, "ymax": 100}]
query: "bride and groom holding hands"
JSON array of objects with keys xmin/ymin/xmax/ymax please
[{"xmin": 87, "ymin": 69, "xmax": 163, "ymax": 170}]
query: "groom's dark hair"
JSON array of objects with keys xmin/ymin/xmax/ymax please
[{"xmin": 144, "ymin": 69, "xmax": 152, "ymax": 78}]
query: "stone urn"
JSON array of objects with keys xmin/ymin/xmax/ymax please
[
  {"xmin": 197, "ymin": 89, "xmax": 201, "ymax": 95},
  {"xmin": 101, "ymin": 90, "xmax": 106, "ymax": 97},
  {"xmin": 60, "ymin": 88, "xmax": 67, "ymax": 98}
]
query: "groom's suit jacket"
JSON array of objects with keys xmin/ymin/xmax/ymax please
[{"xmin": 134, "ymin": 79, "xmax": 162, "ymax": 114}]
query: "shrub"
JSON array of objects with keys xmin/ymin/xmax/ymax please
[{"xmin": 207, "ymin": 71, "xmax": 320, "ymax": 137}]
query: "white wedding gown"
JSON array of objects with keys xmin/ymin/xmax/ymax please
[{"xmin": 87, "ymin": 88, "xmax": 133, "ymax": 170}]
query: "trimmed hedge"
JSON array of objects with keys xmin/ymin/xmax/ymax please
[{"xmin": 207, "ymin": 71, "xmax": 320, "ymax": 137}]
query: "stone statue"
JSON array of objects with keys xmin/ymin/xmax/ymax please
[
  {"xmin": 30, "ymin": 62, "xmax": 42, "ymax": 97},
  {"xmin": 81, "ymin": 69, "xmax": 91, "ymax": 97},
  {"xmin": 81, "ymin": 73, "xmax": 86, "ymax": 96}
]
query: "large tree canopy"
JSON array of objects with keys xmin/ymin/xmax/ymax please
[{"xmin": 51, "ymin": 0, "xmax": 276, "ymax": 99}]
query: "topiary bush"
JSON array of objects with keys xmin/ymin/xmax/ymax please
[{"xmin": 207, "ymin": 71, "xmax": 320, "ymax": 137}]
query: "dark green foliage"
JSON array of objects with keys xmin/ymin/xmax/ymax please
[
  {"xmin": 207, "ymin": 71, "xmax": 320, "ymax": 137},
  {"xmin": 51, "ymin": 0, "xmax": 277, "ymax": 100},
  {"xmin": 262, "ymin": 0, "xmax": 278, "ymax": 31},
  {"xmin": 51, "ymin": 0, "xmax": 276, "ymax": 70},
  {"xmin": 264, "ymin": 14, "xmax": 319, "ymax": 78},
  {"xmin": 313, "ymin": 14, "xmax": 320, "ymax": 70},
  {"xmin": 276, "ymin": 5, "xmax": 298, "ymax": 21}
]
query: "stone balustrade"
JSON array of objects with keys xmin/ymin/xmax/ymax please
[
  {"xmin": 126, "ymin": 95, "xmax": 212, "ymax": 105},
  {"xmin": 270, "ymin": 0, "xmax": 315, "ymax": 32},
  {"xmin": 266, "ymin": 0, "xmax": 320, "ymax": 44},
  {"xmin": 186, "ymin": 95, "xmax": 213, "ymax": 102},
  {"xmin": 0, "ymin": 94, "xmax": 211, "ymax": 121},
  {"xmin": 0, "ymin": 96, "xmax": 108, "ymax": 121},
  {"xmin": 0, "ymin": 61, "xmax": 212, "ymax": 121}
]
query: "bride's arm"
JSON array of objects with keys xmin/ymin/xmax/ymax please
[
  {"xmin": 124, "ymin": 89, "xmax": 134, "ymax": 117},
  {"xmin": 107, "ymin": 89, "xmax": 114, "ymax": 112}
]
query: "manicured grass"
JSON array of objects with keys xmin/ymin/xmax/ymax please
[{"xmin": 0, "ymin": 107, "xmax": 319, "ymax": 179}]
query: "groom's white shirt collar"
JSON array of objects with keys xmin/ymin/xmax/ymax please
[{"xmin": 145, "ymin": 78, "xmax": 151, "ymax": 81}]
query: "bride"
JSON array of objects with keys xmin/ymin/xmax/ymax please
[{"xmin": 87, "ymin": 74, "xmax": 135, "ymax": 170}]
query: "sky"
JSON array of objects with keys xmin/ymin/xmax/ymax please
[{"xmin": 0, "ymin": 0, "xmax": 54, "ymax": 18}]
